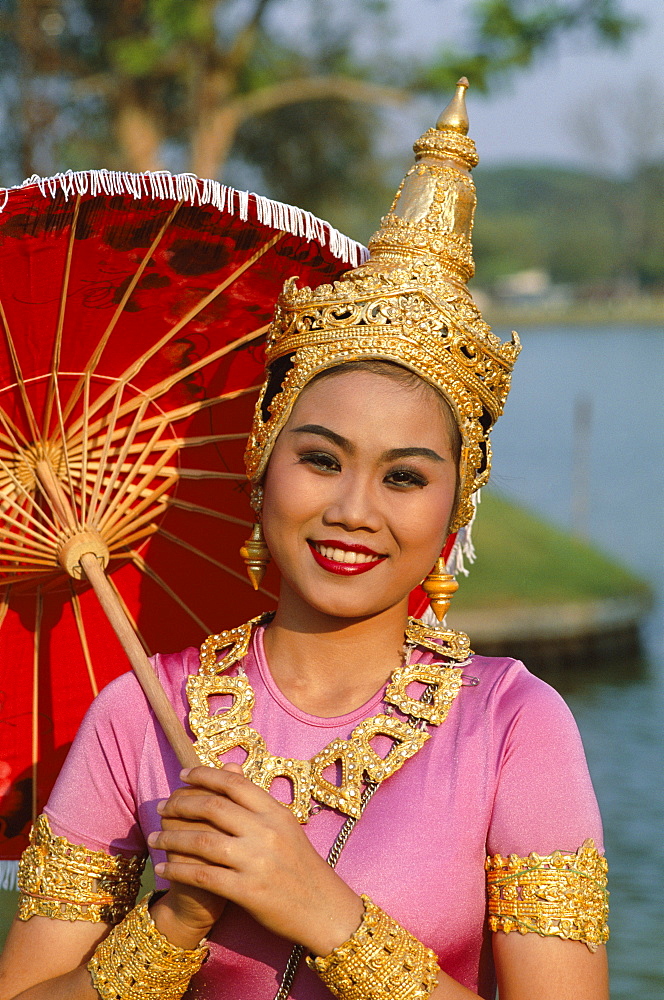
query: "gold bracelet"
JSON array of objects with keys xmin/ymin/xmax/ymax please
[
  {"xmin": 18, "ymin": 814, "xmax": 145, "ymax": 925},
  {"xmin": 87, "ymin": 895, "xmax": 208, "ymax": 1000},
  {"xmin": 486, "ymin": 838, "xmax": 609, "ymax": 952},
  {"xmin": 306, "ymin": 895, "xmax": 439, "ymax": 1000}
]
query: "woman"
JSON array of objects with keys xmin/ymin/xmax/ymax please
[{"xmin": 0, "ymin": 81, "xmax": 608, "ymax": 1000}]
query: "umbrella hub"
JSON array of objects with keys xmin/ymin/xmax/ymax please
[
  {"xmin": 57, "ymin": 530, "xmax": 110, "ymax": 580},
  {"xmin": 13, "ymin": 440, "xmax": 65, "ymax": 494}
]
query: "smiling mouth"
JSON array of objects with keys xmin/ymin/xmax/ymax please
[{"xmin": 307, "ymin": 540, "xmax": 387, "ymax": 576}]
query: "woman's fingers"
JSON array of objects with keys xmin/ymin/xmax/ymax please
[
  {"xmin": 154, "ymin": 858, "xmax": 242, "ymax": 899},
  {"xmin": 179, "ymin": 764, "xmax": 275, "ymax": 812},
  {"xmin": 149, "ymin": 826, "xmax": 239, "ymax": 868},
  {"xmin": 158, "ymin": 787, "xmax": 250, "ymax": 837}
]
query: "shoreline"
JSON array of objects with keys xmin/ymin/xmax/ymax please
[{"xmin": 483, "ymin": 298, "xmax": 664, "ymax": 329}]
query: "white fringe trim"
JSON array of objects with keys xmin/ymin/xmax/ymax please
[
  {"xmin": 0, "ymin": 170, "xmax": 368, "ymax": 268},
  {"xmin": 445, "ymin": 490, "xmax": 479, "ymax": 578},
  {"xmin": 0, "ymin": 859, "xmax": 18, "ymax": 892}
]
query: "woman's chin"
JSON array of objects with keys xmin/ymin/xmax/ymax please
[{"xmin": 282, "ymin": 577, "xmax": 409, "ymax": 623}]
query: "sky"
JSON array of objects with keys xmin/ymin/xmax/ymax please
[{"xmin": 395, "ymin": 0, "xmax": 664, "ymax": 174}]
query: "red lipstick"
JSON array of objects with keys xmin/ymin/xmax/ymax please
[{"xmin": 307, "ymin": 539, "xmax": 386, "ymax": 576}]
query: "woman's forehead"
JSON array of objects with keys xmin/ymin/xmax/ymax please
[{"xmin": 286, "ymin": 370, "xmax": 452, "ymax": 447}]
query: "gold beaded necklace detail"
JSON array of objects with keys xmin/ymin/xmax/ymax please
[{"xmin": 187, "ymin": 616, "xmax": 471, "ymax": 823}]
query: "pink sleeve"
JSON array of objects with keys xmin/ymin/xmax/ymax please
[
  {"xmin": 487, "ymin": 664, "xmax": 604, "ymax": 857},
  {"xmin": 44, "ymin": 670, "xmax": 150, "ymax": 857}
]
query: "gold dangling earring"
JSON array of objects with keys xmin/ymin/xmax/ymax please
[
  {"xmin": 422, "ymin": 556, "xmax": 458, "ymax": 622},
  {"xmin": 240, "ymin": 486, "xmax": 270, "ymax": 590}
]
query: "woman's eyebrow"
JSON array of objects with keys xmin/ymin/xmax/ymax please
[
  {"xmin": 290, "ymin": 424, "xmax": 352, "ymax": 451},
  {"xmin": 383, "ymin": 446, "xmax": 445, "ymax": 462}
]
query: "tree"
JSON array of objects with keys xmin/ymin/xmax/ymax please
[{"xmin": 0, "ymin": 0, "xmax": 634, "ymax": 226}]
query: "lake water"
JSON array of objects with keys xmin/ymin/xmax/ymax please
[
  {"xmin": 489, "ymin": 324, "xmax": 664, "ymax": 1000},
  {"xmin": 0, "ymin": 325, "xmax": 662, "ymax": 997}
]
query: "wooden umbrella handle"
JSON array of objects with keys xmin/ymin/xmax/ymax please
[
  {"xmin": 34, "ymin": 459, "xmax": 200, "ymax": 769},
  {"xmin": 80, "ymin": 554, "xmax": 200, "ymax": 769}
]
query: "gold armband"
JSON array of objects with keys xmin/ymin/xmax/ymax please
[
  {"xmin": 486, "ymin": 838, "xmax": 609, "ymax": 951},
  {"xmin": 88, "ymin": 895, "xmax": 208, "ymax": 1000},
  {"xmin": 306, "ymin": 895, "xmax": 440, "ymax": 1000},
  {"xmin": 17, "ymin": 813, "xmax": 145, "ymax": 925}
]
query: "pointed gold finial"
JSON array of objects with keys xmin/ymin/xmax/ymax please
[{"xmin": 436, "ymin": 77, "xmax": 470, "ymax": 135}]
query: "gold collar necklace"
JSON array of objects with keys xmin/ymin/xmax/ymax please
[{"xmin": 187, "ymin": 615, "xmax": 471, "ymax": 823}]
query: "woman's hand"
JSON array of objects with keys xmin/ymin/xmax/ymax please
[{"xmin": 149, "ymin": 764, "xmax": 364, "ymax": 956}]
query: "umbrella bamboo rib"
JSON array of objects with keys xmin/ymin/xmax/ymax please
[
  {"xmin": 107, "ymin": 576, "xmax": 152, "ymax": 657},
  {"xmin": 67, "ymin": 386, "xmax": 261, "ymax": 451},
  {"xmin": 129, "ymin": 550, "xmax": 213, "ymax": 635},
  {"xmin": 107, "ymin": 520, "xmax": 162, "ymax": 553},
  {"xmin": 86, "ymin": 381, "xmax": 131, "ymax": 521},
  {"xmin": 60, "ymin": 202, "xmax": 184, "ymax": 428},
  {"xmin": 158, "ymin": 528, "xmax": 278, "ymax": 601},
  {"xmin": 67, "ymin": 227, "xmax": 284, "ymax": 438},
  {"xmin": 0, "ymin": 502, "xmax": 60, "ymax": 551},
  {"xmin": 168, "ymin": 468, "xmax": 246, "ymax": 481},
  {"xmin": 103, "ymin": 477, "xmax": 176, "ymax": 544},
  {"xmin": 43, "ymin": 197, "xmax": 81, "ymax": 437},
  {"xmin": 84, "ymin": 432, "xmax": 249, "ymax": 458},
  {"xmin": 80, "ymin": 372, "xmax": 91, "ymax": 525},
  {"xmin": 70, "ymin": 325, "xmax": 269, "ymax": 445},
  {"xmin": 97, "ymin": 447, "xmax": 179, "ymax": 535},
  {"xmin": 32, "ymin": 589, "xmax": 42, "ymax": 823},
  {"xmin": 54, "ymin": 386, "xmax": 81, "ymax": 529},
  {"xmin": 0, "ymin": 299, "xmax": 41, "ymax": 444},
  {"xmin": 167, "ymin": 497, "xmax": 251, "ymax": 528},
  {"xmin": 0, "ymin": 455, "xmax": 61, "ymax": 541},
  {"xmin": 130, "ymin": 325, "xmax": 271, "ymax": 412},
  {"xmin": 91, "ymin": 398, "xmax": 154, "ymax": 527},
  {"xmin": 70, "ymin": 584, "xmax": 98, "ymax": 698}
]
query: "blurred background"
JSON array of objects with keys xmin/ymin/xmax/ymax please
[{"xmin": 0, "ymin": 2, "xmax": 662, "ymax": 996}]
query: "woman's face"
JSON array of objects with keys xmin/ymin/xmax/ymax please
[{"xmin": 261, "ymin": 370, "xmax": 458, "ymax": 621}]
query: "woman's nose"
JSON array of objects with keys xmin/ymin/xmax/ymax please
[{"xmin": 322, "ymin": 476, "xmax": 382, "ymax": 533}]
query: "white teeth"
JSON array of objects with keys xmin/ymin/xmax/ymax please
[{"xmin": 314, "ymin": 543, "xmax": 380, "ymax": 564}]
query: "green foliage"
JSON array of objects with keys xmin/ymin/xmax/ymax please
[
  {"xmin": 415, "ymin": 0, "xmax": 635, "ymax": 92},
  {"xmin": 0, "ymin": 0, "xmax": 636, "ymax": 197},
  {"xmin": 473, "ymin": 163, "xmax": 664, "ymax": 289}
]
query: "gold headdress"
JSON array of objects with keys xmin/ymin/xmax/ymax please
[{"xmin": 245, "ymin": 79, "xmax": 520, "ymax": 532}]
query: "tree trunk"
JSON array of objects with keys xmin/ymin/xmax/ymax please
[{"xmin": 115, "ymin": 102, "xmax": 165, "ymax": 172}]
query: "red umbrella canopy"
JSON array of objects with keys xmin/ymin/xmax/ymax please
[{"xmin": 0, "ymin": 171, "xmax": 365, "ymax": 867}]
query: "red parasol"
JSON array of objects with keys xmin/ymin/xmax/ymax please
[{"xmin": 0, "ymin": 170, "xmax": 366, "ymax": 876}]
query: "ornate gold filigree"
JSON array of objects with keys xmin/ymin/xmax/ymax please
[
  {"xmin": 88, "ymin": 894, "xmax": 208, "ymax": 1000},
  {"xmin": 244, "ymin": 80, "xmax": 520, "ymax": 532},
  {"xmin": 307, "ymin": 894, "xmax": 440, "ymax": 1000},
  {"xmin": 486, "ymin": 839, "xmax": 609, "ymax": 951},
  {"xmin": 17, "ymin": 813, "xmax": 145, "ymax": 925},
  {"xmin": 187, "ymin": 616, "xmax": 468, "ymax": 823}
]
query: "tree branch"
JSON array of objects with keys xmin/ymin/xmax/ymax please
[
  {"xmin": 234, "ymin": 75, "xmax": 408, "ymax": 120},
  {"xmin": 190, "ymin": 75, "xmax": 408, "ymax": 178}
]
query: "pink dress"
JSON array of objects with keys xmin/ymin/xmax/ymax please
[{"xmin": 45, "ymin": 626, "xmax": 603, "ymax": 999}]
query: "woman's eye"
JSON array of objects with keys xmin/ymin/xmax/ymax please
[
  {"xmin": 299, "ymin": 452, "xmax": 340, "ymax": 472},
  {"xmin": 386, "ymin": 468, "xmax": 428, "ymax": 488}
]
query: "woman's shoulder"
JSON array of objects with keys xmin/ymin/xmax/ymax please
[
  {"xmin": 463, "ymin": 652, "xmax": 576, "ymax": 727},
  {"xmin": 87, "ymin": 645, "xmax": 201, "ymax": 723}
]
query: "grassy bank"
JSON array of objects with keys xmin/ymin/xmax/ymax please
[{"xmin": 454, "ymin": 492, "xmax": 651, "ymax": 611}]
